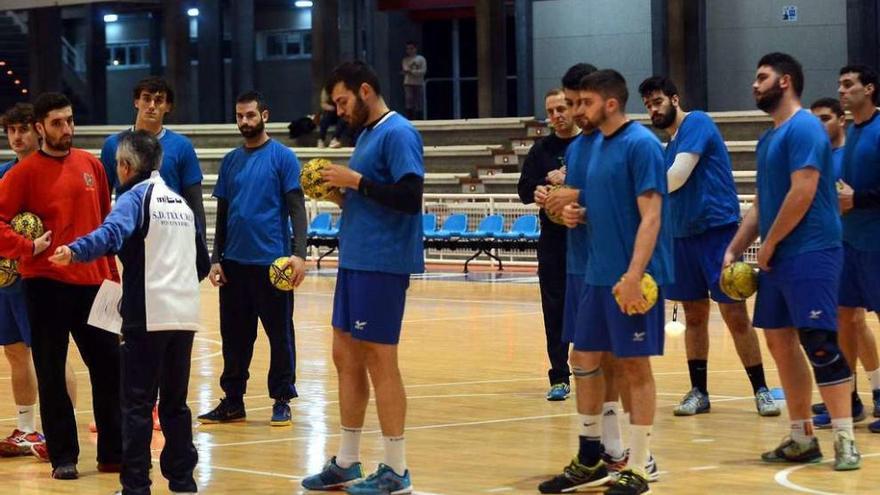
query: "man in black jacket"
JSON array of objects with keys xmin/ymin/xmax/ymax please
[{"xmin": 517, "ymin": 64, "xmax": 590, "ymax": 401}]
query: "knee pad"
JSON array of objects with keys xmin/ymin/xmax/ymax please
[
  {"xmin": 572, "ymin": 366, "xmax": 602, "ymax": 380},
  {"xmin": 798, "ymin": 328, "xmax": 852, "ymax": 387}
]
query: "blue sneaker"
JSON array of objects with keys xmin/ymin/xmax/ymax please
[
  {"xmin": 873, "ymin": 389, "xmax": 880, "ymax": 418},
  {"xmin": 813, "ymin": 399, "xmax": 867, "ymax": 429},
  {"xmin": 270, "ymin": 401, "xmax": 291, "ymax": 426},
  {"xmin": 346, "ymin": 464, "xmax": 412, "ymax": 495},
  {"xmin": 869, "ymin": 418, "xmax": 880, "ymax": 433},
  {"xmin": 302, "ymin": 456, "xmax": 364, "ymax": 491},
  {"xmin": 546, "ymin": 383, "xmax": 571, "ymax": 401}
]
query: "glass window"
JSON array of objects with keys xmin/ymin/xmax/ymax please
[
  {"xmin": 112, "ymin": 46, "xmax": 126, "ymax": 66},
  {"xmin": 128, "ymin": 45, "xmax": 142, "ymax": 66},
  {"xmin": 260, "ymin": 30, "xmax": 312, "ymax": 60},
  {"xmin": 285, "ymin": 33, "xmax": 301, "ymax": 56},
  {"xmin": 266, "ymin": 34, "xmax": 284, "ymax": 57}
]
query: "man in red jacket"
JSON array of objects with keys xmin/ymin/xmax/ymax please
[{"xmin": 0, "ymin": 92, "xmax": 121, "ymax": 480}]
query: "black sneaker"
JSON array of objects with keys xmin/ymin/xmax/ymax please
[
  {"xmin": 538, "ymin": 457, "xmax": 610, "ymax": 493},
  {"xmin": 197, "ymin": 397, "xmax": 246, "ymax": 424},
  {"xmin": 51, "ymin": 463, "xmax": 78, "ymax": 480},
  {"xmin": 761, "ymin": 436, "xmax": 822, "ymax": 463},
  {"xmin": 606, "ymin": 469, "xmax": 651, "ymax": 494},
  {"xmin": 811, "ymin": 402, "xmax": 827, "ymax": 415}
]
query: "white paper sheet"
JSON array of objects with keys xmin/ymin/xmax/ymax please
[{"xmin": 87, "ymin": 279, "xmax": 123, "ymax": 335}]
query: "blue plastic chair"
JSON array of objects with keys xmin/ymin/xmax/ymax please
[
  {"xmin": 422, "ymin": 213, "xmax": 438, "ymax": 237},
  {"xmin": 426, "ymin": 213, "xmax": 467, "ymax": 239},
  {"xmin": 461, "ymin": 214, "xmax": 504, "ymax": 238},
  {"xmin": 324, "ymin": 216, "xmax": 342, "ymax": 238},
  {"xmin": 496, "ymin": 215, "xmax": 539, "ymax": 239},
  {"xmin": 307, "ymin": 213, "xmax": 332, "ymax": 237}
]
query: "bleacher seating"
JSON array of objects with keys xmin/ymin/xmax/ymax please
[{"xmin": 0, "ymin": 112, "xmax": 773, "ymax": 270}]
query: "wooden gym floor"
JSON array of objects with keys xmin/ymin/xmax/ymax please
[{"xmin": 1, "ymin": 267, "xmax": 879, "ymax": 494}]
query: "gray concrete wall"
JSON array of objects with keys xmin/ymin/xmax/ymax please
[
  {"xmin": 532, "ymin": 0, "xmax": 654, "ymax": 115},
  {"xmin": 706, "ymin": 0, "xmax": 847, "ymax": 110}
]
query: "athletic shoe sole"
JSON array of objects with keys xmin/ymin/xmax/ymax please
[
  {"xmin": 197, "ymin": 417, "xmax": 246, "ymax": 424},
  {"xmin": 0, "ymin": 442, "xmax": 27, "ymax": 457}
]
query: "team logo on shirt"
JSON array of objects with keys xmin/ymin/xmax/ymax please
[
  {"xmin": 809, "ymin": 310, "xmax": 823, "ymax": 320},
  {"xmin": 354, "ymin": 320, "xmax": 368, "ymax": 330},
  {"xmin": 83, "ymin": 172, "xmax": 95, "ymax": 189},
  {"xmin": 632, "ymin": 331, "xmax": 646, "ymax": 342}
]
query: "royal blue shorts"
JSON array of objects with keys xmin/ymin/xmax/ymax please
[
  {"xmin": 562, "ymin": 273, "xmax": 585, "ymax": 344},
  {"xmin": 572, "ymin": 284, "xmax": 665, "ymax": 357},
  {"xmin": 332, "ymin": 268, "xmax": 411, "ymax": 345},
  {"xmin": 0, "ymin": 288, "xmax": 31, "ymax": 346},
  {"xmin": 665, "ymin": 223, "xmax": 738, "ymax": 304},
  {"xmin": 838, "ymin": 243, "xmax": 880, "ymax": 311},
  {"xmin": 753, "ymin": 247, "xmax": 842, "ymax": 331}
]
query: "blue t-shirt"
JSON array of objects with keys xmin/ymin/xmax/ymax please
[
  {"xmin": 841, "ymin": 111, "xmax": 880, "ymax": 251},
  {"xmin": 756, "ymin": 109, "xmax": 841, "ymax": 259},
  {"xmin": 339, "ymin": 112, "xmax": 425, "ymax": 274},
  {"xmin": 101, "ymin": 128, "xmax": 203, "ymax": 194},
  {"xmin": 832, "ymin": 147, "xmax": 845, "ymax": 181},
  {"xmin": 664, "ymin": 111, "xmax": 740, "ymax": 238},
  {"xmin": 0, "ymin": 159, "xmax": 21, "ymax": 293},
  {"xmin": 213, "ymin": 139, "xmax": 301, "ymax": 265},
  {"xmin": 582, "ymin": 122, "xmax": 673, "ymax": 286},
  {"xmin": 563, "ymin": 131, "xmax": 601, "ymax": 276}
]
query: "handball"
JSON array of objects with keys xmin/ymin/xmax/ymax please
[
  {"xmin": 268, "ymin": 256, "xmax": 295, "ymax": 291},
  {"xmin": 300, "ymin": 158, "xmax": 340, "ymax": 200},
  {"xmin": 719, "ymin": 261, "xmax": 758, "ymax": 301},
  {"xmin": 544, "ymin": 185, "xmax": 572, "ymax": 225},
  {"xmin": 11, "ymin": 212, "xmax": 44, "ymax": 241},
  {"xmin": 0, "ymin": 258, "xmax": 19, "ymax": 289},
  {"xmin": 614, "ymin": 273, "xmax": 659, "ymax": 313}
]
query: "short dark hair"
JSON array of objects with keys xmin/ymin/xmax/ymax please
[
  {"xmin": 580, "ymin": 69, "xmax": 629, "ymax": 107},
  {"xmin": 325, "ymin": 60, "xmax": 382, "ymax": 98},
  {"xmin": 1, "ymin": 102, "xmax": 34, "ymax": 133},
  {"xmin": 757, "ymin": 52, "xmax": 804, "ymax": 97},
  {"xmin": 133, "ymin": 76, "xmax": 175, "ymax": 106},
  {"xmin": 810, "ymin": 97, "xmax": 844, "ymax": 118},
  {"xmin": 561, "ymin": 63, "xmax": 598, "ymax": 91},
  {"xmin": 116, "ymin": 129, "xmax": 163, "ymax": 174},
  {"xmin": 544, "ymin": 87, "xmax": 564, "ymax": 100},
  {"xmin": 33, "ymin": 92, "xmax": 72, "ymax": 123},
  {"xmin": 839, "ymin": 64, "xmax": 879, "ymax": 104},
  {"xmin": 638, "ymin": 76, "xmax": 679, "ymax": 99},
  {"xmin": 405, "ymin": 40, "xmax": 417, "ymax": 47},
  {"xmin": 235, "ymin": 91, "xmax": 269, "ymax": 113}
]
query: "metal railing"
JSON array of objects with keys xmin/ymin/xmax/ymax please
[{"xmin": 302, "ymin": 192, "xmax": 761, "ymax": 268}]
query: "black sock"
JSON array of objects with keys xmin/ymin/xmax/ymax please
[
  {"xmin": 745, "ymin": 363, "xmax": 768, "ymax": 393},
  {"xmin": 688, "ymin": 359, "xmax": 708, "ymax": 395},
  {"xmin": 853, "ymin": 389, "xmax": 862, "ymax": 407},
  {"xmin": 577, "ymin": 436, "xmax": 604, "ymax": 467}
]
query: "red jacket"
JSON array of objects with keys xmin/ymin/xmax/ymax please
[{"xmin": 0, "ymin": 148, "xmax": 119, "ymax": 285}]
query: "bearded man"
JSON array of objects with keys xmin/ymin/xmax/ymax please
[{"xmin": 197, "ymin": 91, "xmax": 308, "ymax": 428}]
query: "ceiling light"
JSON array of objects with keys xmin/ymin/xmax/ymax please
[
  {"xmin": 103, "ymin": 14, "xmax": 118, "ymax": 23},
  {"xmin": 187, "ymin": 8, "xmax": 199, "ymax": 17},
  {"xmin": 294, "ymin": 1, "xmax": 313, "ymax": 8}
]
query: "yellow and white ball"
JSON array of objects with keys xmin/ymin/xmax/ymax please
[
  {"xmin": 268, "ymin": 256, "xmax": 295, "ymax": 291},
  {"xmin": 300, "ymin": 158, "xmax": 340, "ymax": 200}
]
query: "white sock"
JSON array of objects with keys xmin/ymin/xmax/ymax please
[
  {"xmin": 626, "ymin": 424, "xmax": 652, "ymax": 475},
  {"xmin": 382, "ymin": 436, "xmax": 407, "ymax": 476},
  {"xmin": 868, "ymin": 368, "xmax": 880, "ymax": 392},
  {"xmin": 579, "ymin": 414, "xmax": 601, "ymax": 439},
  {"xmin": 790, "ymin": 419, "xmax": 814, "ymax": 444},
  {"xmin": 601, "ymin": 402, "xmax": 624, "ymax": 458},
  {"xmin": 335, "ymin": 427, "xmax": 362, "ymax": 468},
  {"xmin": 831, "ymin": 417, "xmax": 854, "ymax": 437},
  {"xmin": 16, "ymin": 404, "xmax": 35, "ymax": 433}
]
